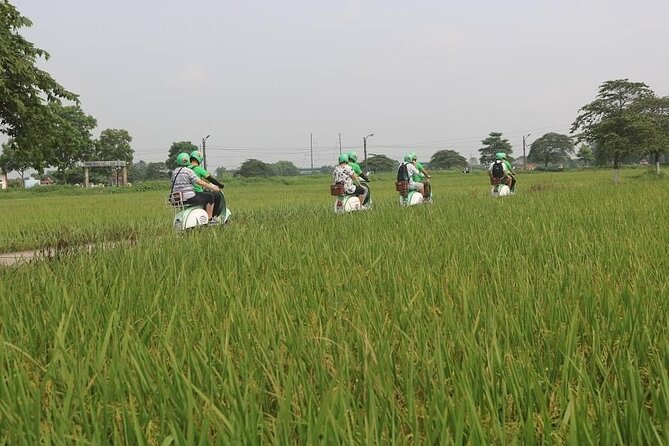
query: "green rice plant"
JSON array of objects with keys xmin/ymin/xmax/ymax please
[{"xmin": 0, "ymin": 169, "xmax": 667, "ymax": 444}]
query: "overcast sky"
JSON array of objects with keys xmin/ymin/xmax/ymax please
[{"xmin": 12, "ymin": 0, "xmax": 669, "ymax": 169}]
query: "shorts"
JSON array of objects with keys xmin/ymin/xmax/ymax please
[{"xmin": 408, "ymin": 181, "xmax": 422, "ymax": 191}]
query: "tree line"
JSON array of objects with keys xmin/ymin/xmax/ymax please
[
  {"xmin": 191, "ymin": 78, "xmax": 669, "ymax": 178},
  {"xmin": 2, "ymin": 1, "xmax": 667, "ymax": 184},
  {"xmin": 0, "ymin": 2, "xmax": 133, "ymax": 184}
]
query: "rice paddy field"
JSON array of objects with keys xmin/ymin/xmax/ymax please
[{"xmin": 1, "ymin": 169, "xmax": 668, "ymax": 444}]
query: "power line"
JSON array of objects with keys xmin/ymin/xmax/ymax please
[{"xmin": 131, "ymin": 123, "xmax": 573, "ymax": 161}]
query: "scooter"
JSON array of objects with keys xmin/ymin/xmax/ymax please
[
  {"xmin": 168, "ymin": 191, "xmax": 231, "ymax": 231},
  {"xmin": 396, "ymin": 181, "xmax": 432, "ymax": 207},
  {"xmin": 490, "ymin": 177, "xmax": 512, "ymax": 197},
  {"xmin": 331, "ymin": 182, "xmax": 372, "ymax": 213}
]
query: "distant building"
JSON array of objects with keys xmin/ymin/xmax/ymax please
[{"xmin": 24, "ymin": 177, "xmax": 40, "ymax": 189}]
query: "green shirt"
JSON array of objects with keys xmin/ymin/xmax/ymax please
[
  {"xmin": 348, "ymin": 162, "xmax": 362, "ymax": 176},
  {"xmin": 503, "ymin": 160, "xmax": 514, "ymax": 174},
  {"xmin": 189, "ymin": 165, "xmax": 208, "ymax": 192},
  {"xmin": 413, "ymin": 161, "xmax": 425, "ymax": 182}
]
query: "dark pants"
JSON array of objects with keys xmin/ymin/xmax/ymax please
[
  {"xmin": 184, "ymin": 191, "xmax": 214, "ymax": 208},
  {"xmin": 354, "ymin": 185, "xmax": 369, "ymax": 205},
  {"xmin": 212, "ymin": 192, "xmax": 222, "ymax": 217},
  {"xmin": 508, "ymin": 176, "xmax": 516, "ymax": 192}
]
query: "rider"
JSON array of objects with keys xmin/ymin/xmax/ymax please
[
  {"xmin": 332, "ymin": 153, "xmax": 367, "ymax": 205},
  {"xmin": 188, "ymin": 150, "xmax": 225, "ymax": 222},
  {"xmin": 346, "ymin": 151, "xmax": 370, "ymax": 205},
  {"xmin": 411, "ymin": 152, "xmax": 431, "ymax": 199},
  {"xmin": 501, "ymin": 152, "xmax": 516, "ymax": 192},
  {"xmin": 399, "ymin": 153, "xmax": 425, "ymax": 196},
  {"xmin": 170, "ymin": 152, "xmax": 220, "ymax": 220},
  {"xmin": 347, "ymin": 151, "xmax": 370, "ymax": 182},
  {"xmin": 488, "ymin": 152, "xmax": 514, "ymax": 192}
]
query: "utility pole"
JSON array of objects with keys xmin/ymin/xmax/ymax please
[
  {"xmin": 363, "ymin": 133, "xmax": 374, "ymax": 173},
  {"xmin": 202, "ymin": 134, "xmax": 211, "ymax": 170},
  {"xmin": 338, "ymin": 133, "xmax": 342, "ymax": 155},
  {"xmin": 310, "ymin": 133, "xmax": 314, "ymax": 173},
  {"xmin": 522, "ymin": 134, "xmax": 530, "ymax": 170}
]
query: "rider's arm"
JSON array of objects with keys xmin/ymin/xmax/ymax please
[
  {"xmin": 206, "ymin": 175, "xmax": 224, "ymax": 188},
  {"xmin": 195, "ymin": 178, "xmax": 219, "ymax": 192}
]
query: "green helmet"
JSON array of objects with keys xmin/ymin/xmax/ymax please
[
  {"xmin": 495, "ymin": 152, "xmax": 505, "ymax": 160},
  {"xmin": 338, "ymin": 153, "xmax": 349, "ymax": 163},
  {"xmin": 403, "ymin": 153, "xmax": 414, "ymax": 162},
  {"xmin": 410, "ymin": 152, "xmax": 418, "ymax": 161},
  {"xmin": 176, "ymin": 152, "xmax": 190, "ymax": 166},
  {"xmin": 190, "ymin": 150, "xmax": 203, "ymax": 164},
  {"xmin": 347, "ymin": 151, "xmax": 358, "ymax": 162}
]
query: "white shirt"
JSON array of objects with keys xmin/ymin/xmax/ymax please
[
  {"xmin": 332, "ymin": 164, "xmax": 356, "ymax": 194},
  {"xmin": 406, "ymin": 163, "xmax": 421, "ymax": 184},
  {"xmin": 171, "ymin": 167, "xmax": 198, "ymax": 200}
]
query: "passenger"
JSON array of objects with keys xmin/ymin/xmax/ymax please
[
  {"xmin": 170, "ymin": 152, "xmax": 219, "ymax": 220},
  {"xmin": 188, "ymin": 150, "xmax": 225, "ymax": 222},
  {"xmin": 332, "ymin": 153, "xmax": 367, "ymax": 204},
  {"xmin": 501, "ymin": 152, "xmax": 517, "ymax": 192},
  {"xmin": 410, "ymin": 152, "xmax": 431, "ymax": 199},
  {"xmin": 399, "ymin": 153, "xmax": 425, "ymax": 196},
  {"xmin": 488, "ymin": 152, "xmax": 514, "ymax": 192},
  {"xmin": 346, "ymin": 151, "xmax": 370, "ymax": 205}
]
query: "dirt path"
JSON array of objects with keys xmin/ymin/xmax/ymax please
[
  {"xmin": 0, "ymin": 249, "xmax": 44, "ymax": 267},
  {"xmin": 0, "ymin": 242, "xmax": 130, "ymax": 267}
]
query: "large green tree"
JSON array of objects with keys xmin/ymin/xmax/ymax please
[
  {"xmin": 5, "ymin": 102, "xmax": 96, "ymax": 179},
  {"xmin": 128, "ymin": 160, "xmax": 147, "ymax": 182},
  {"xmin": 0, "ymin": 140, "xmax": 30, "ymax": 181},
  {"xmin": 214, "ymin": 166, "xmax": 227, "ymax": 179},
  {"xmin": 7, "ymin": 100, "xmax": 56, "ymax": 172},
  {"xmin": 166, "ymin": 141, "xmax": 198, "ymax": 169},
  {"xmin": 145, "ymin": 162, "xmax": 169, "ymax": 180},
  {"xmin": 0, "ymin": 1, "xmax": 77, "ymax": 137},
  {"xmin": 96, "ymin": 129, "xmax": 133, "ymax": 163},
  {"xmin": 479, "ymin": 132, "xmax": 512, "ymax": 164},
  {"xmin": 576, "ymin": 144, "xmax": 594, "ymax": 167},
  {"xmin": 527, "ymin": 133, "xmax": 575, "ymax": 167},
  {"xmin": 427, "ymin": 149, "xmax": 467, "ymax": 170},
  {"xmin": 571, "ymin": 79, "xmax": 655, "ymax": 176},
  {"xmin": 366, "ymin": 154, "xmax": 396, "ymax": 172},
  {"xmin": 271, "ymin": 160, "xmax": 300, "ymax": 176},
  {"xmin": 237, "ymin": 159, "xmax": 274, "ymax": 177},
  {"xmin": 631, "ymin": 95, "xmax": 669, "ymax": 175},
  {"xmin": 44, "ymin": 103, "xmax": 97, "ymax": 181}
]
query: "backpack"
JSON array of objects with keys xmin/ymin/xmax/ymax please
[
  {"xmin": 397, "ymin": 162, "xmax": 410, "ymax": 182},
  {"xmin": 491, "ymin": 161, "xmax": 504, "ymax": 179}
]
